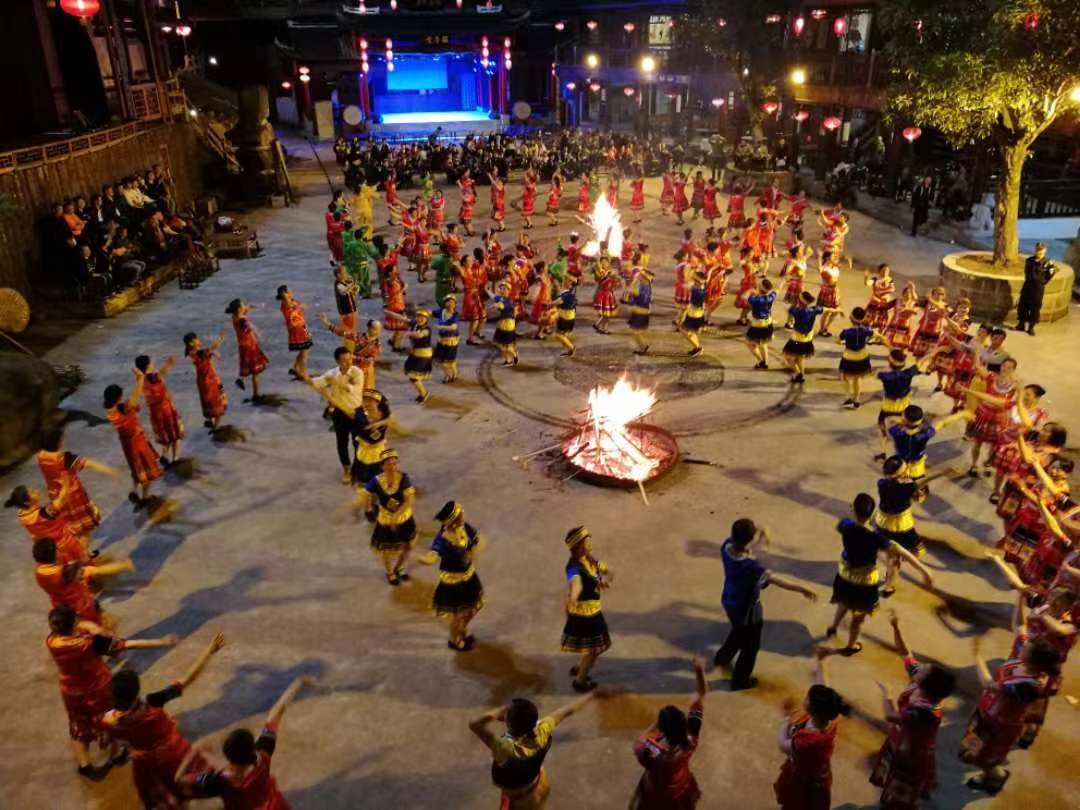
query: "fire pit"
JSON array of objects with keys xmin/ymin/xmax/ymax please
[{"xmin": 560, "ymin": 376, "xmax": 679, "ymax": 499}]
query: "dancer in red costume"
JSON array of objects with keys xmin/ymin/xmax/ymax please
[
  {"xmin": 134, "ymin": 354, "xmax": 184, "ymax": 466},
  {"xmin": 659, "ymin": 171, "xmax": 675, "ymax": 216},
  {"xmin": 104, "ymin": 370, "xmax": 162, "ymax": 504},
  {"xmin": 520, "ymin": 167, "xmax": 537, "ymax": 229},
  {"xmin": 183, "ymin": 332, "xmax": 228, "ymax": 430},
  {"xmin": 629, "ymin": 168, "xmax": 646, "ymax": 222},
  {"xmin": 32, "ymin": 537, "xmax": 134, "ymax": 624},
  {"xmin": 227, "ymin": 298, "xmax": 270, "ymax": 402},
  {"xmin": 36, "ymin": 428, "xmax": 114, "ymax": 537},
  {"xmin": 546, "ymin": 169, "xmax": 564, "ymax": 227},
  {"xmin": 630, "ymin": 657, "xmax": 708, "ymax": 810},
  {"xmin": 774, "ymin": 651, "xmax": 849, "ymax": 810},
  {"xmin": 457, "ymin": 169, "xmax": 476, "ymax": 235},
  {"xmin": 46, "ymin": 604, "xmax": 177, "ymax": 779},
  {"xmin": 672, "ymin": 172, "xmax": 690, "ymax": 225},
  {"xmin": 276, "ymin": 284, "xmax": 313, "ymax": 381},
  {"xmin": 870, "ymin": 612, "xmax": 956, "ymax": 809},
  {"xmin": 6, "ymin": 482, "xmax": 91, "ymax": 563},
  {"xmin": 178, "ymin": 675, "xmax": 314, "ymax": 809},
  {"xmin": 102, "ymin": 633, "xmax": 226, "ymax": 809},
  {"xmin": 489, "ymin": 170, "xmax": 507, "ymax": 232}
]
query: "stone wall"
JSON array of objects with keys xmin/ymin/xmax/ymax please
[
  {"xmin": 940, "ymin": 252, "xmax": 1073, "ymax": 324},
  {"xmin": 0, "ymin": 122, "xmax": 207, "ymax": 294}
]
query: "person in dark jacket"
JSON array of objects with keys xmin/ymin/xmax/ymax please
[
  {"xmin": 1015, "ymin": 242, "xmax": 1056, "ymax": 336},
  {"xmin": 910, "ymin": 176, "xmax": 933, "ymax": 237}
]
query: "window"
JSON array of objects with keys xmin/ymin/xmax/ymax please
[
  {"xmin": 839, "ymin": 11, "xmax": 873, "ymax": 54},
  {"xmin": 649, "ymin": 15, "xmax": 673, "ymax": 48}
]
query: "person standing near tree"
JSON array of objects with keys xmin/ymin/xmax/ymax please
[
  {"xmin": 910, "ymin": 176, "xmax": 933, "ymax": 237},
  {"xmin": 714, "ymin": 519, "xmax": 817, "ymax": 691},
  {"xmin": 1015, "ymin": 242, "xmax": 1056, "ymax": 336}
]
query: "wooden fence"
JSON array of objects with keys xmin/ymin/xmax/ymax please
[{"xmin": 0, "ymin": 120, "xmax": 206, "ymax": 294}]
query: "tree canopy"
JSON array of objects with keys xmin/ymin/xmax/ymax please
[{"xmin": 880, "ymin": 0, "xmax": 1080, "ymax": 147}]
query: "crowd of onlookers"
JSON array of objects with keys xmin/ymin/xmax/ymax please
[{"xmin": 38, "ymin": 165, "xmax": 207, "ymax": 299}]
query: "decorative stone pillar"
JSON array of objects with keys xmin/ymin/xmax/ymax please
[{"xmin": 227, "ymin": 85, "xmax": 278, "ymax": 198}]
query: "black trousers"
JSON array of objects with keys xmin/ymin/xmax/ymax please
[
  {"xmin": 911, "ymin": 207, "xmax": 929, "ymax": 236},
  {"xmin": 331, "ymin": 409, "xmax": 366, "ymax": 469},
  {"xmin": 1016, "ymin": 286, "xmax": 1045, "ymax": 327},
  {"xmin": 715, "ymin": 610, "xmax": 763, "ymax": 686}
]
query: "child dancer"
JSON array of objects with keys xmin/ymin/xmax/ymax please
[
  {"xmin": 883, "ymin": 283, "xmax": 919, "ymax": 349},
  {"xmin": 592, "ymin": 262, "xmax": 621, "ymax": 335},
  {"xmin": 103, "ymin": 370, "xmax": 162, "ymax": 505},
  {"xmin": 417, "ymin": 501, "xmax": 487, "ymax": 651},
  {"xmin": 184, "ymin": 332, "xmax": 228, "ymax": 430},
  {"xmin": 530, "ymin": 262, "xmax": 555, "ymax": 341},
  {"xmin": 276, "ymin": 285, "xmax": 312, "ymax": 380},
  {"xmin": 863, "ymin": 264, "xmax": 896, "ymax": 330},
  {"xmin": 226, "ymin": 298, "xmax": 269, "ymax": 402},
  {"xmin": 134, "ymin": 355, "xmax": 184, "ymax": 466},
  {"xmin": 911, "ymin": 286, "xmax": 948, "ymax": 359}
]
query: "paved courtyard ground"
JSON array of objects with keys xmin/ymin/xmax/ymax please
[{"xmin": 2, "ymin": 139, "xmax": 1078, "ymax": 809}]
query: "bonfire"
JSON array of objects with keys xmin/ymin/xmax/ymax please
[{"xmin": 582, "ymin": 195, "xmax": 624, "ymax": 259}]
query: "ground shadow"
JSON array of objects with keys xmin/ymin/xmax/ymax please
[
  {"xmin": 451, "ymin": 640, "xmax": 549, "ymax": 705},
  {"xmin": 211, "ymin": 424, "xmax": 249, "ymax": 444}
]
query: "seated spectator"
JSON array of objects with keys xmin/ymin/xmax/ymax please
[
  {"xmin": 77, "ymin": 243, "xmax": 112, "ymax": 297},
  {"xmin": 104, "ymin": 226, "xmax": 147, "ymax": 288},
  {"xmin": 102, "ymin": 183, "xmax": 125, "ymax": 225},
  {"xmin": 41, "ymin": 202, "xmax": 79, "ymax": 281},
  {"xmin": 144, "ymin": 211, "xmax": 185, "ymax": 262},
  {"xmin": 145, "ymin": 168, "xmax": 172, "ymax": 213},
  {"xmin": 87, "ymin": 194, "xmax": 109, "ymax": 236},
  {"xmin": 62, "ymin": 201, "xmax": 86, "ymax": 241},
  {"xmin": 73, "ymin": 195, "xmax": 90, "ymax": 225},
  {"xmin": 121, "ymin": 178, "xmax": 154, "ymax": 221}
]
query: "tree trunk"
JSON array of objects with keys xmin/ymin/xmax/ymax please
[{"xmin": 993, "ymin": 142, "xmax": 1026, "ymax": 266}]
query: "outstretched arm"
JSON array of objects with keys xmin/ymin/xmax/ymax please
[
  {"xmin": 79, "ymin": 457, "xmax": 121, "ymax": 477},
  {"xmin": 547, "ymin": 692, "xmax": 597, "ymax": 728},
  {"xmin": 972, "ymin": 638, "xmax": 993, "ymax": 688},
  {"xmin": 265, "ymin": 676, "xmax": 314, "ymax": 729},
  {"xmin": 888, "ymin": 611, "xmax": 911, "ymax": 658},
  {"xmin": 768, "ymin": 573, "xmax": 817, "ymax": 601},
  {"xmin": 124, "ymin": 633, "xmax": 180, "ymax": 650},
  {"xmin": 986, "ymin": 551, "xmax": 1030, "ymax": 592},
  {"xmin": 177, "ymin": 632, "xmax": 226, "ymax": 690},
  {"xmin": 887, "ymin": 542, "xmax": 934, "ymax": 587},
  {"xmin": 691, "ymin": 656, "xmax": 708, "ymax": 702},
  {"xmin": 85, "ymin": 558, "xmax": 136, "ymax": 578},
  {"xmin": 468, "ymin": 706, "xmax": 504, "ymax": 750}
]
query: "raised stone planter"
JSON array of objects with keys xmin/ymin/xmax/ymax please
[{"xmin": 940, "ymin": 251, "xmax": 1073, "ymax": 324}]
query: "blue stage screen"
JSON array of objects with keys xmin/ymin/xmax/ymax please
[{"xmin": 387, "ymin": 56, "xmax": 449, "ymax": 91}]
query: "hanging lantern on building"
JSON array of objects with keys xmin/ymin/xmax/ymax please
[
  {"xmin": 765, "ymin": 14, "xmax": 782, "ymax": 24},
  {"xmin": 823, "ymin": 115, "xmax": 842, "ymax": 131},
  {"xmin": 716, "ymin": 18, "xmax": 727, "ymax": 28},
  {"xmin": 456, "ymin": 0, "xmax": 463, "ymax": 8},
  {"xmin": 299, "ymin": 74, "xmax": 311, "ymax": 83},
  {"xmin": 360, "ymin": 37, "xmax": 369, "ymax": 74},
  {"xmin": 902, "ymin": 126, "xmax": 922, "ymax": 143},
  {"xmin": 762, "ymin": 101, "xmax": 779, "ymax": 114},
  {"xmin": 623, "ymin": 86, "xmax": 635, "ymax": 96},
  {"xmin": 481, "ymin": 36, "xmax": 489, "ymax": 68},
  {"xmin": 793, "ymin": 110, "xmax": 809, "ymax": 122},
  {"xmin": 586, "ymin": 20, "xmax": 598, "ymax": 31},
  {"xmin": 386, "ymin": 38, "xmax": 394, "ymax": 72},
  {"xmin": 810, "ymin": 9, "xmax": 828, "ymax": 20},
  {"xmin": 299, "ymin": 65, "xmax": 310, "ymax": 75},
  {"xmin": 566, "ymin": 82, "xmax": 576, "ymax": 91},
  {"xmin": 504, "ymin": 36, "xmax": 512, "ymax": 71},
  {"xmin": 60, "ymin": 0, "xmax": 101, "ymax": 18},
  {"xmin": 161, "ymin": 25, "xmax": 173, "ymax": 33},
  {"xmin": 623, "ymin": 22, "xmax": 636, "ymax": 33},
  {"xmin": 833, "ymin": 17, "xmax": 847, "ymax": 36},
  {"xmin": 176, "ymin": 25, "xmax": 193, "ymax": 37},
  {"xmin": 1023, "ymin": 12, "xmax": 1040, "ymax": 30},
  {"xmin": 390, "ymin": 0, "xmax": 398, "ymax": 10},
  {"xmin": 589, "ymin": 82, "xmax": 601, "ymax": 92},
  {"xmin": 792, "ymin": 16, "xmax": 806, "ymax": 36},
  {"xmin": 281, "ymin": 80, "xmax": 292, "ymax": 90},
  {"xmin": 711, "ymin": 98, "xmax": 725, "ymax": 108},
  {"xmin": 554, "ymin": 21, "xmax": 565, "ymax": 31}
]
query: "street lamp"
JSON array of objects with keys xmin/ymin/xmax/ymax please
[
  {"xmin": 640, "ymin": 55, "xmax": 656, "ymax": 74},
  {"xmin": 585, "ymin": 53, "xmax": 600, "ymax": 70},
  {"xmin": 789, "ymin": 68, "xmax": 807, "ymax": 86}
]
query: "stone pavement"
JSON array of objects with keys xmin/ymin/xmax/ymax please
[{"xmin": 1, "ymin": 138, "xmax": 1077, "ymax": 809}]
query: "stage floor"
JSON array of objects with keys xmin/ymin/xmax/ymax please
[{"xmin": 379, "ymin": 110, "xmax": 493, "ymax": 125}]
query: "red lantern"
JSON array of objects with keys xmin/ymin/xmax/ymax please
[
  {"xmin": 554, "ymin": 21, "xmax": 565, "ymax": 32},
  {"xmin": 586, "ymin": 20, "xmax": 598, "ymax": 31},
  {"xmin": 833, "ymin": 17, "xmax": 847, "ymax": 36},
  {"xmin": 589, "ymin": 82, "xmax": 601, "ymax": 93},
  {"xmin": 765, "ymin": 14, "xmax": 782, "ymax": 24},
  {"xmin": 792, "ymin": 16, "xmax": 806, "ymax": 36},
  {"xmin": 793, "ymin": 110, "xmax": 809, "ymax": 122},
  {"xmin": 810, "ymin": 9, "xmax": 828, "ymax": 20},
  {"xmin": 762, "ymin": 101, "xmax": 779, "ymax": 114},
  {"xmin": 566, "ymin": 82, "xmax": 576, "ymax": 91},
  {"xmin": 281, "ymin": 80, "xmax": 292, "ymax": 90},
  {"xmin": 902, "ymin": 126, "xmax": 922, "ymax": 143},
  {"xmin": 623, "ymin": 22, "xmax": 636, "ymax": 33},
  {"xmin": 176, "ymin": 25, "xmax": 193, "ymax": 37},
  {"xmin": 1023, "ymin": 12, "xmax": 1040, "ymax": 30},
  {"xmin": 623, "ymin": 86, "xmax": 636, "ymax": 96},
  {"xmin": 711, "ymin": 98, "xmax": 725, "ymax": 108},
  {"xmin": 717, "ymin": 17, "xmax": 727, "ymax": 28},
  {"xmin": 823, "ymin": 116, "xmax": 842, "ymax": 131},
  {"xmin": 60, "ymin": 0, "xmax": 100, "ymax": 17}
]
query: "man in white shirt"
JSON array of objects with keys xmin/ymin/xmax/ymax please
[{"xmin": 303, "ymin": 347, "xmax": 368, "ymax": 483}]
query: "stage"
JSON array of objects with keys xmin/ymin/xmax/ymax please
[{"xmin": 379, "ymin": 110, "xmax": 493, "ymax": 125}]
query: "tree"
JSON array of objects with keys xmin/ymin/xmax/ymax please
[
  {"xmin": 677, "ymin": 1, "xmax": 798, "ymax": 139},
  {"xmin": 880, "ymin": 0, "xmax": 1080, "ymax": 265}
]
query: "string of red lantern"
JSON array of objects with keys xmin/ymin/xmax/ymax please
[{"xmin": 60, "ymin": 0, "xmax": 100, "ymax": 17}]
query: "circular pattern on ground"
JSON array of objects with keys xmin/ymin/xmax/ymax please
[{"xmin": 552, "ymin": 343, "xmax": 726, "ymax": 400}]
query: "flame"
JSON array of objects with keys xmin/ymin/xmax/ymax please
[
  {"xmin": 583, "ymin": 194, "xmax": 624, "ymax": 258},
  {"xmin": 565, "ymin": 375, "xmax": 660, "ymax": 481}
]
